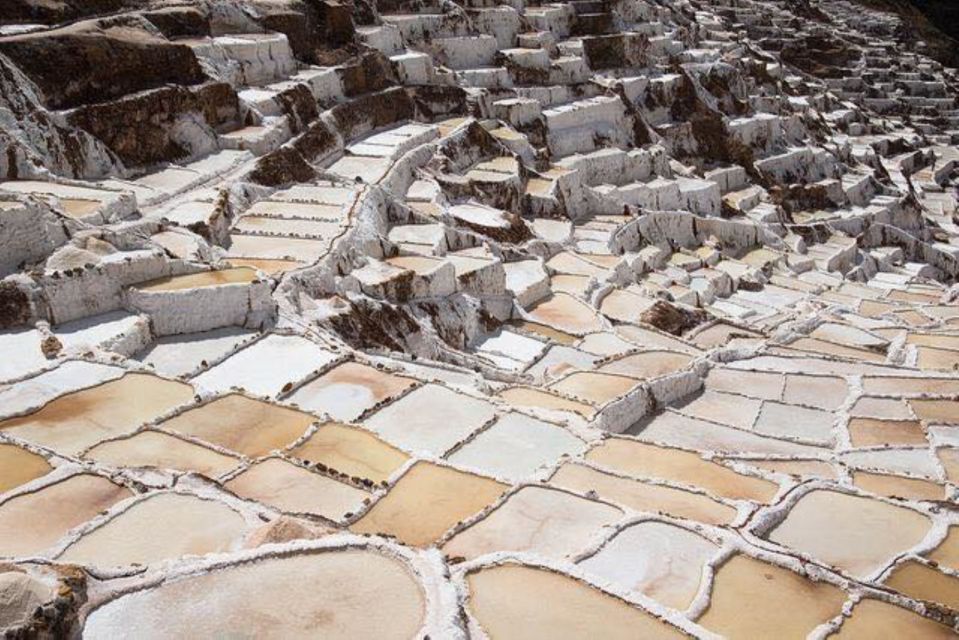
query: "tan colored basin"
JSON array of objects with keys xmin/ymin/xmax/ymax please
[
  {"xmin": 289, "ymin": 422, "xmax": 409, "ymax": 483},
  {"xmin": 466, "ymin": 564, "xmax": 684, "ymax": 639},
  {"xmin": 160, "ymin": 394, "xmax": 316, "ymax": 458},
  {"xmin": 58, "ymin": 493, "xmax": 247, "ymax": 568},
  {"xmin": 0, "ymin": 444, "xmax": 52, "ymax": 494},
  {"xmin": 352, "ymin": 462, "xmax": 507, "ymax": 547},
  {"xmin": 83, "ymin": 549, "xmax": 425, "ymax": 639},
  {"xmin": 587, "ymin": 438, "xmax": 778, "ymax": 502},
  {"xmin": 768, "ymin": 490, "xmax": 931, "ymax": 577},
  {"xmin": 0, "ymin": 474, "xmax": 131, "ymax": 557},
  {"xmin": 0, "ymin": 374, "xmax": 194, "ymax": 455},
  {"xmin": 698, "ymin": 555, "xmax": 846, "ymax": 638},
  {"xmin": 135, "ymin": 267, "xmax": 257, "ymax": 292}
]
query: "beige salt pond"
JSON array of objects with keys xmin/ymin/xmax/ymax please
[
  {"xmin": 927, "ymin": 526, "xmax": 959, "ymax": 570},
  {"xmin": 289, "ymin": 422, "xmax": 409, "ymax": 483},
  {"xmin": 910, "ymin": 398, "xmax": 959, "ymax": 423},
  {"xmin": 57, "ymin": 493, "xmax": 247, "ymax": 568},
  {"xmin": 466, "ymin": 564, "xmax": 684, "ymax": 639},
  {"xmin": 698, "ymin": 555, "xmax": 846, "ymax": 638},
  {"xmin": 447, "ymin": 412, "xmax": 585, "ymax": 482},
  {"xmin": 362, "ymin": 384, "xmax": 496, "ymax": 456},
  {"xmin": 598, "ymin": 351, "xmax": 693, "ymax": 380},
  {"xmin": 586, "ymin": 438, "xmax": 778, "ymax": 502},
  {"xmin": 83, "ymin": 550, "xmax": 426, "ymax": 639},
  {"xmin": 285, "ymin": 361, "xmax": 416, "ymax": 422},
  {"xmin": 767, "ymin": 490, "xmax": 931, "ymax": 577},
  {"xmin": 831, "ymin": 598, "xmax": 955, "ymax": 638},
  {"xmin": 57, "ymin": 198, "xmax": 104, "ymax": 218},
  {"xmin": 507, "ymin": 320, "xmax": 579, "ymax": 345},
  {"xmin": 443, "ymin": 486, "xmax": 622, "ymax": 562},
  {"xmin": 884, "ymin": 561, "xmax": 959, "ymax": 610},
  {"xmin": 0, "ymin": 443, "xmax": 52, "ymax": 494},
  {"xmin": 159, "ymin": 394, "xmax": 316, "ymax": 458},
  {"xmin": 579, "ymin": 521, "xmax": 719, "ymax": 610},
  {"xmin": 134, "ymin": 267, "xmax": 257, "ymax": 293},
  {"xmin": 550, "ymin": 462, "xmax": 737, "ymax": 525},
  {"xmin": 526, "ymin": 294, "xmax": 605, "ymax": 335},
  {"xmin": 352, "ymin": 462, "xmax": 507, "ymax": 547},
  {"xmin": 847, "ymin": 417, "xmax": 927, "ymax": 447},
  {"xmin": 548, "ymin": 372, "xmax": 641, "ymax": 406},
  {"xmin": 226, "ymin": 257, "xmax": 304, "ymax": 275},
  {"xmin": 495, "ymin": 386, "xmax": 595, "ymax": 418},
  {"xmin": 737, "ymin": 458, "xmax": 838, "ymax": 479},
  {"xmin": 84, "ymin": 431, "xmax": 239, "ymax": 477},
  {"xmin": 0, "ymin": 474, "xmax": 131, "ymax": 557},
  {"xmin": 225, "ymin": 458, "xmax": 368, "ymax": 521},
  {"xmin": 705, "ymin": 368, "xmax": 783, "ymax": 400},
  {"xmin": 852, "ymin": 471, "xmax": 944, "ymax": 501},
  {"xmin": 0, "ymin": 373, "xmax": 194, "ymax": 455}
]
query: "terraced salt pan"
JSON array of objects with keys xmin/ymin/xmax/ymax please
[
  {"xmin": 598, "ymin": 351, "xmax": 694, "ymax": 379},
  {"xmin": 587, "ymin": 438, "xmax": 778, "ymax": 502},
  {"xmin": 767, "ymin": 490, "xmax": 931, "ymax": 577},
  {"xmin": 832, "ymin": 598, "xmax": 955, "ymax": 638},
  {"xmin": 226, "ymin": 233, "xmax": 331, "ymax": 262},
  {"xmin": 928, "ymin": 526, "xmax": 959, "ymax": 570},
  {"xmin": 352, "ymin": 462, "xmax": 507, "ymax": 547},
  {"xmin": 0, "ymin": 329, "xmax": 46, "ymax": 382},
  {"xmin": 705, "ymin": 368, "xmax": 783, "ymax": 400},
  {"xmin": 160, "ymin": 394, "xmax": 316, "ymax": 458},
  {"xmin": 635, "ymin": 411, "xmax": 827, "ymax": 457},
  {"xmin": 782, "ymin": 374, "xmax": 848, "ymax": 410},
  {"xmin": 225, "ymin": 257, "xmax": 303, "ymax": 275},
  {"xmin": 852, "ymin": 471, "xmax": 944, "ymax": 501},
  {"xmin": 85, "ymin": 431, "xmax": 239, "ymax": 476},
  {"xmin": 0, "ymin": 474, "xmax": 131, "ymax": 557},
  {"xmin": 738, "ymin": 459, "xmax": 838, "ymax": 479},
  {"xmin": 524, "ymin": 345, "xmax": 599, "ymax": 381},
  {"xmin": 444, "ymin": 486, "xmax": 622, "ymax": 562},
  {"xmin": 863, "ymin": 376, "xmax": 959, "ymax": 395},
  {"xmin": 58, "ymin": 493, "xmax": 247, "ymax": 568},
  {"xmin": 234, "ymin": 216, "xmax": 342, "ymax": 238},
  {"xmin": 363, "ymin": 384, "xmax": 496, "ymax": 455},
  {"xmin": 847, "ymin": 417, "xmax": 926, "ymax": 447},
  {"xmin": 754, "ymin": 401, "xmax": 835, "ymax": 445},
  {"xmin": 911, "ymin": 398, "xmax": 959, "ymax": 423},
  {"xmin": 678, "ymin": 390, "xmax": 762, "ymax": 429},
  {"xmin": 509, "ymin": 320, "xmax": 579, "ymax": 345},
  {"xmin": 225, "ymin": 458, "xmax": 368, "ymax": 521},
  {"xmin": 285, "ymin": 361, "xmax": 416, "ymax": 421},
  {"xmin": 83, "ymin": 550, "xmax": 426, "ymax": 639},
  {"xmin": 0, "ymin": 362, "xmax": 124, "ymax": 416},
  {"xmin": 245, "ymin": 200, "xmax": 346, "ymax": 221},
  {"xmin": 0, "ymin": 373, "xmax": 194, "ymax": 455},
  {"xmin": 134, "ymin": 267, "xmax": 257, "ymax": 292},
  {"xmin": 884, "ymin": 561, "xmax": 959, "ymax": 610},
  {"xmin": 466, "ymin": 564, "xmax": 685, "ymax": 639},
  {"xmin": 52, "ymin": 311, "xmax": 143, "ymax": 352},
  {"xmin": 526, "ymin": 294, "xmax": 605, "ymax": 334},
  {"xmin": 550, "ymin": 463, "xmax": 737, "ymax": 525},
  {"xmin": 548, "ymin": 372, "xmax": 640, "ymax": 406},
  {"xmin": 136, "ymin": 327, "xmax": 258, "ymax": 378},
  {"xmin": 192, "ymin": 334, "xmax": 338, "ymax": 397},
  {"xmin": 289, "ymin": 422, "xmax": 408, "ymax": 483},
  {"xmin": 579, "ymin": 521, "xmax": 719, "ymax": 610},
  {"xmin": 840, "ymin": 447, "xmax": 940, "ymax": 478},
  {"xmin": 0, "ymin": 443, "xmax": 51, "ymax": 494},
  {"xmin": 447, "ymin": 413, "xmax": 584, "ymax": 481},
  {"xmin": 496, "ymin": 387, "xmax": 595, "ymax": 418},
  {"xmin": 697, "ymin": 555, "xmax": 846, "ymax": 638}
]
